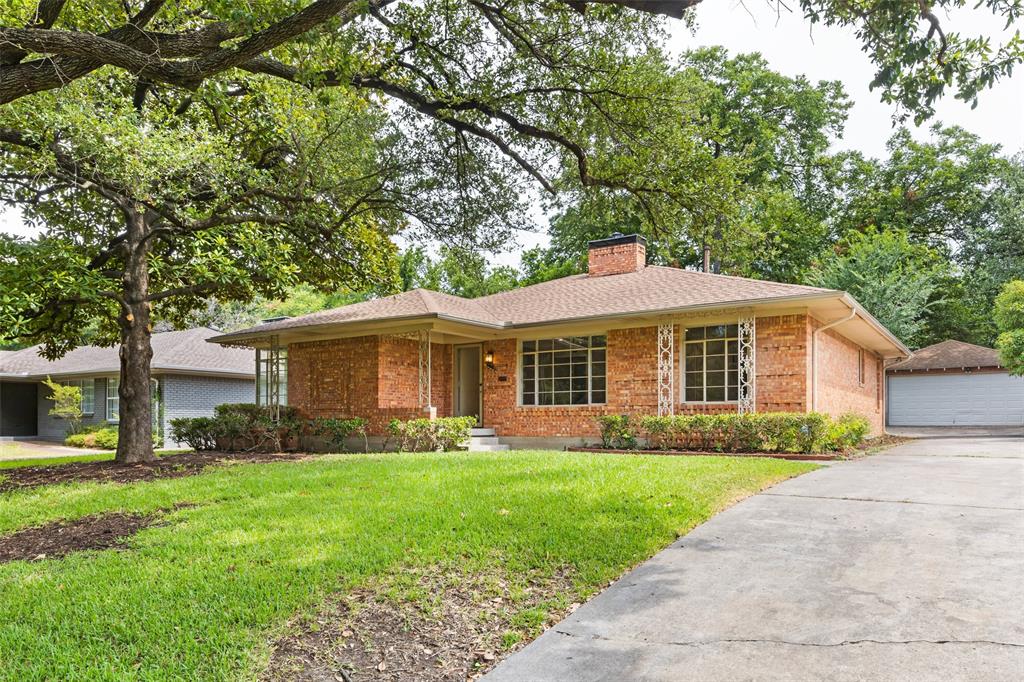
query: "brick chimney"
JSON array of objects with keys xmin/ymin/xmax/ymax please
[{"xmin": 587, "ymin": 233, "xmax": 647, "ymax": 276}]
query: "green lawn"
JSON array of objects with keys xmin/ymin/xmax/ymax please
[
  {"xmin": 0, "ymin": 451, "xmax": 814, "ymax": 680},
  {"xmin": 0, "ymin": 449, "xmax": 190, "ymax": 470}
]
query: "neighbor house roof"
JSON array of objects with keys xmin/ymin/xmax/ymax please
[
  {"xmin": 214, "ymin": 266, "xmax": 838, "ymax": 338},
  {"xmin": 0, "ymin": 328, "xmax": 255, "ymax": 380},
  {"xmin": 888, "ymin": 340, "xmax": 1003, "ymax": 372}
]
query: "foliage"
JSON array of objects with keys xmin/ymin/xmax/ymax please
[
  {"xmin": 387, "ymin": 416, "xmax": 478, "ymax": 452},
  {"xmin": 400, "ymin": 246, "xmax": 520, "ymax": 298},
  {"xmin": 994, "ymin": 280, "xmax": 1024, "ymax": 376},
  {"xmin": 65, "ymin": 425, "xmax": 160, "ymax": 450},
  {"xmin": 41, "ymin": 376, "xmax": 82, "ymax": 435},
  {"xmin": 595, "ymin": 415, "xmax": 638, "ymax": 450},
  {"xmin": 168, "ymin": 417, "xmax": 220, "ymax": 452},
  {"xmin": 170, "ymin": 404, "xmax": 303, "ymax": 452},
  {"xmin": 634, "ymin": 413, "xmax": 870, "ymax": 454},
  {"xmin": 809, "ymin": 229, "xmax": 947, "ymax": 348},
  {"xmin": 831, "ymin": 127, "xmax": 1024, "ymax": 346},
  {"xmin": 0, "ymin": 449, "xmax": 812, "ymax": 678},
  {"xmin": 311, "ymin": 417, "xmax": 370, "ymax": 453}
]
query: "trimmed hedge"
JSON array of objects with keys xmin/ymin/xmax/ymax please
[
  {"xmin": 386, "ymin": 416, "xmax": 477, "ymax": 452},
  {"xmin": 310, "ymin": 416, "xmax": 369, "ymax": 452},
  {"xmin": 596, "ymin": 412, "xmax": 870, "ymax": 454}
]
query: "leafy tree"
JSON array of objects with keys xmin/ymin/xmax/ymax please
[
  {"xmin": 537, "ymin": 48, "xmax": 850, "ymax": 281},
  {"xmin": 0, "ymin": 0, "xmax": 1018, "ymax": 119},
  {"xmin": 831, "ymin": 126, "xmax": 1024, "ymax": 345},
  {"xmin": 41, "ymin": 376, "xmax": 82, "ymax": 435},
  {"xmin": 994, "ymin": 280, "xmax": 1024, "ymax": 375},
  {"xmin": 0, "ymin": 3, "xmax": 684, "ymax": 464},
  {"xmin": 400, "ymin": 247, "xmax": 519, "ymax": 298},
  {"xmin": 809, "ymin": 230, "xmax": 948, "ymax": 348}
]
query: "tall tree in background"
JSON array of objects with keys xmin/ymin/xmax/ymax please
[
  {"xmin": 994, "ymin": 281, "xmax": 1024, "ymax": 375},
  {"xmin": 832, "ymin": 126, "xmax": 1024, "ymax": 345},
  {"xmin": 809, "ymin": 230, "xmax": 948, "ymax": 347},
  {"xmin": 532, "ymin": 48, "xmax": 850, "ymax": 279}
]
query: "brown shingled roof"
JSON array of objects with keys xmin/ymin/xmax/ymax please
[
  {"xmin": 0, "ymin": 328, "xmax": 254, "ymax": 379},
  {"xmin": 215, "ymin": 266, "xmax": 836, "ymax": 340},
  {"xmin": 888, "ymin": 340, "xmax": 1003, "ymax": 372}
]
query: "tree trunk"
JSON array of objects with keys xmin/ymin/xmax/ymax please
[{"xmin": 114, "ymin": 209, "xmax": 155, "ymax": 465}]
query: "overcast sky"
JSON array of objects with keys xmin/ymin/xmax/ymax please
[{"xmin": 2, "ymin": 3, "xmax": 1021, "ymax": 263}]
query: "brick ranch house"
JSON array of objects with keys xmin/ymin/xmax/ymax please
[{"xmin": 210, "ymin": 234, "xmax": 910, "ymax": 448}]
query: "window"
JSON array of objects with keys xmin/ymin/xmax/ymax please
[
  {"xmin": 858, "ymin": 349, "xmax": 866, "ymax": 385},
  {"xmin": 683, "ymin": 325, "xmax": 739, "ymax": 402},
  {"xmin": 106, "ymin": 378, "xmax": 119, "ymax": 422},
  {"xmin": 520, "ymin": 336, "xmax": 606, "ymax": 406},
  {"xmin": 63, "ymin": 379, "xmax": 95, "ymax": 415},
  {"xmin": 256, "ymin": 348, "xmax": 288, "ymax": 406}
]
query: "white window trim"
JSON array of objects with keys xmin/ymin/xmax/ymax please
[
  {"xmin": 106, "ymin": 378, "xmax": 120, "ymax": 423},
  {"xmin": 517, "ymin": 335, "xmax": 608, "ymax": 407},
  {"xmin": 62, "ymin": 378, "xmax": 96, "ymax": 416},
  {"xmin": 680, "ymin": 325, "xmax": 741, "ymax": 404}
]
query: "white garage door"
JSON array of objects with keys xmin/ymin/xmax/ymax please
[{"xmin": 888, "ymin": 372, "xmax": 1024, "ymax": 426}]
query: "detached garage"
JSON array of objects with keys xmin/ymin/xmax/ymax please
[{"xmin": 887, "ymin": 340, "xmax": 1024, "ymax": 426}]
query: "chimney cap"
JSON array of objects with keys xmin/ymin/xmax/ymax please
[{"xmin": 587, "ymin": 232, "xmax": 647, "ymax": 249}]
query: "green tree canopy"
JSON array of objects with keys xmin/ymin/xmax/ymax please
[
  {"xmin": 994, "ymin": 280, "xmax": 1024, "ymax": 375},
  {"xmin": 809, "ymin": 229, "xmax": 949, "ymax": 348}
]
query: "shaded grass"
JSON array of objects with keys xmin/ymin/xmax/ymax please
[
  {"xmin": 0, "ymin": 449, "xmax": 191, "ymax": 470},
  {"xmin": 0, "ymin": 451, "xmax": 814, "ymax": 680}
]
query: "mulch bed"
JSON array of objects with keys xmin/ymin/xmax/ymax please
[
  {"xmin": 0, "ymin": 451, "xmax": 309, "ymax": 494},
  {"xmin": 264, "ymin": 567, "xmax": 577, "ymax": 682},
  {"xmin": 566, "ymin": 446, "xmax": 839, "ymax": 461},
  {"xmin": 0, "ymin": 511, "xmax": 165, "ymax": 563}
]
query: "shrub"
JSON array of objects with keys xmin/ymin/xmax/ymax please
[
  {"xmin": 630, "ymin": 412, "xmax": 870, "ymax": 454},
  {"xmin": 169, "ymin": 404, "xmax": 303, "ymax": 453},
  {"xmin": 827, "ymin": 413, "xmax": 871, "ymax": 450},
  {"xmin": 311, "ymin": 417, "xmax": 369, "ymax": 452},
  {"xmin": 170, "ymin": 417, "xmax": 219, "ymax": 451},
  {"xmin": 93, "ymin": 427, "xmax": 119, "ymax": 450},
  {"xmin": 595, "ymin": 414, "xmax": 638, "ymax": 450},
  {"xmin": 387, "ymin": 416, "xmax": 477, "ymax": 452},
  {"xmin": 64, "ymin": 425, "xmax": 119, "ymax": 449}
]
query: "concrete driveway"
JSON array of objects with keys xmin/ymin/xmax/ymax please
[{"xmin": 487, "ymin": 438, "xmax": 1024, "ymax": 681}]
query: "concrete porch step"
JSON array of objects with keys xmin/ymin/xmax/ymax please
[{"xmin": 465, "ymin": 427, "xmax": 509, "ymax": 451}]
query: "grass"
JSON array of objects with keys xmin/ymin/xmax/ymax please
[
  {"xmin": 0, "ymin": 450, "xmax": 815, "ymax": 680},
  {"xmin": 0, "ymin": 448, "xmax": 191, "ymax": 470}
]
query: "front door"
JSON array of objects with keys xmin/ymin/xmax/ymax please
[{"xmin": 454, "ymin": 345, "xmax": 482, "ymax": 424}]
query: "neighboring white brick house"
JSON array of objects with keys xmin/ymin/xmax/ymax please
[{"xmin": 0, "ymin": 328, "xmax": 255, "ymax": 447}]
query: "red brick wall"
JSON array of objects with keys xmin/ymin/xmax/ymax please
[
  {"xmin": 755, "ymin": 315, "xmax": 810, "ymax": 413},
  {"xmin": 588, "ymin": 242, "xmax": 646, "ymax": 276},
  {"xmin": 288, "ymin": 334, "xmax": 451, "ymax": 434},
  {"xmin": 813, "ymin": 322, "xmax": 884, "ymax": 435}
]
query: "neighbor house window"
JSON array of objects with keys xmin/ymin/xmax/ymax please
[
  {"xmin": 520, "ymin": 336, "xmax": 606, "ymax": 406},
  {"xmin": 106, "ymin": 379, "xmax": 120, "ymax": 422},
  {"xmin": 63, "ymin": 379, "xmax": 95, "ymax": 415},
  {"xmin": 256, "ymin": 348, "xmax": 288, "ymax": 406},
  {"xmin": 683, "ymin": 325, "xmax": 739, "ymax": 402}
]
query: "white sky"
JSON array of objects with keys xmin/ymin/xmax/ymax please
[{"xmin": 3, "ymin": 2, "xmax": 1022, "ymax": 265}]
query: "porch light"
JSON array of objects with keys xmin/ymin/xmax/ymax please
[{"xmin": 484, "ymin": 350, "xmax": 496, "ymax": 369}]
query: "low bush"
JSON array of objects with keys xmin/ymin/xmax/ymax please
[
  {"xmin": 387, "ymin": 416, "xmax": 477, "ymax": 452},
  {"xmin": 310, "ymin": 416, "xmax": 369, "ymax": 452},
  {"xmin": 595, "ymin": 414, "xmax": 638, "ymax": 450},
  {"xmin": 64, "ymin": 425, "xmax": 161, "ymax": 450},
  {"xmin": 605, "ymin": 412, "xmax": 871, "ymax": 454},
  {"xmin": 170, "ymin": 404, "xmax": 303, "ymax": 452}
]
